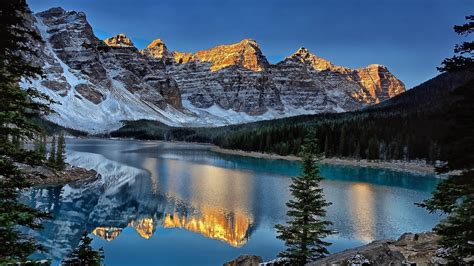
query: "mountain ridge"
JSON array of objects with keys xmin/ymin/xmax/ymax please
[{"xmin": 24, "ymin": 6, "xmax": 406, "ymax": 133}]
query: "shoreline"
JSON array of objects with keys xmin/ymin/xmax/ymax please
[
  {"xmin": 210, "ymin": 146, "xmax": 437, "ymax": 175},
  {"xmin": 229, "ymin": 232, "xmax": 444, "ymax": 266},
  {"xmin": 67, "ymin": 137, "xmax": 439, "ymax": 176},
  {"xmin": 22, "ymin": 164, "xmax": 98, "ymax": 187}
]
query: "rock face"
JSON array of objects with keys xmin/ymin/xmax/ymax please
[
  {"xmin": 192, "ymin": 39, "xmax": 269, "ymax": 72},
  {"xmin": 25, "ymin": 8, "xmax": 184, "ymax": 132},
  {"xmin": 286, "ymin": 47, "xmax": 405, "ymax": 104},
  {"xmin": 25, "ymin": 6, "xmax": 406, "ymax": 133},
  {"xmin": 223, "ymin": 255, "xmax": 263, "ymax": 266},
  {"xmin": 308, "ymin": 232, "xmax": 442, "ymax": 266},
  {"xmin": 104, "ymin": 33, "xmax": 135, "ymax": 48},
  {"xmin": 140, "ymin": 38, "xmax": 173, "ymax": 64}
]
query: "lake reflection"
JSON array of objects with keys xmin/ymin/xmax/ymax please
[{"xmin": 23, "ymin": 139, "xmax": 442, "ymax": 265}]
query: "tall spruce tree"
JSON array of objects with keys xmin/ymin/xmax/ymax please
[
  {"xmin": 418, "ymin": 15, "xmax": 474, "ymax": 261},
  {"xmin": 55, "ymin": 133, "xmax": 66, "ymax": 170},
  {"xmin": 275, "ymin": 137, "xmax": 333, "ymax": 265},
  {"xmin": 438, "ymin": 15, "xmax": 474, "ymax": 72},
  {"xmin": 0, "ymin": 0, "xmax": 53, "ymax": 263},
  {"xmin": 62, "ymin": 231, "xmax": 104, "ymax": 266},
  {"xmin": 48, "ymin": 136, "xmax": 56, "ymax": 167}
]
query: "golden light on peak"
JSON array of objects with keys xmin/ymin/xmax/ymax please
[
  {"xmin": 129, "ymin": 218, "xmax": 155, "ymax": 239},
  {"xmin": 162, "ymin": 208, "xmax": 252, "ymax": 247},
  {"xmin": 92, "ymin": 227, "xmax": 123, "ymax": 241}
]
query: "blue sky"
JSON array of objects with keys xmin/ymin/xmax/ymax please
[{"xmin": 29, "ymin": 0, "xmax": 472, "ymax": 88}]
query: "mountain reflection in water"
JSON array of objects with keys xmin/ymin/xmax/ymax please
[
  {"xmin": 22, "ymin": 139, "xmax": 443, "ymax": 265},
  {"xmin": 91, "ymin": 209, "xmax": 252, "ymax": 247}
]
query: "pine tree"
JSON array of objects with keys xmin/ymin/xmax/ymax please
[
  {"xmin": 0, "ymin": 0, "xmax": 54, "ymax": 263},
  {"xmin": 55, "ymin": 133, "xmax": 66, "ymax": 170},
  {"xmin": 338, "ymin": 127, "xmax": 346, "ymax": 157},
  {"xmin": 323, "ymin": 134, "xmax": 329, "ymax": 158},
  {"xmin": 438, "ymin": 15, "xmax": 474, "ymax": 72},
  {"xmin": 367, "ymin": 137, "xmax": 379, "ymax": 160},
  {"xmin": 62, "ymin": 231, "xmax": 104, "ymax": 266},
  {"xmin": 275, "ymin": 137, "xmax": 333, "ymax": 265},
  {"xmin": 418, "ymin": 15, "xmax": 474, "ymax": 261},
  {"xmin": 34, "ymin": 134, "xmax": 47, "ymax": 160},
  {"xmin": 48, "ymin": 136, "xmax": 56, "ymax": 167},
  {"xmin": 39, "ymin": 134, "xmax": 47, "ymax": 160}
]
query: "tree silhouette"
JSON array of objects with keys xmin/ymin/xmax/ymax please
[
  {"xmin": 62, "ymin": 231, "xmax": 104, "ymax": 266},
  {"xmin": 0, "ymin": 0, "xmax": 53, "ymax": 263},
  {"xmin": 418, "ymin": 14, "xmax": 474, "ymax": 261},
  {"xmin": 275, "ymin": 136, "xmax": 332, "ymax": 265}
]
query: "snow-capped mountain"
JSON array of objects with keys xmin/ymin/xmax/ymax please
[{"xmin": 23, "ymin": 7, "xmax": 405, "ymax": 133}]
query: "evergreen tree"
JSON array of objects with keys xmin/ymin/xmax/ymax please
[
  {"xmin": 338, "ymin": 127, "xmax": 346, "ymax": 157},
  {"xmin": 48, "ymin": 136, "xmax": 56, "ymax": 167},
  {"xmin": 55, "ymin": 133, "xmax": 66, "ymax": 170},
  {"xmin": 275, "ymin": 137, "xmax": 333, "ymax": 265},
  {"xmin": 0, "ymin": 0, "xmax": 54, "ymax": 263},
  {"xmin": 438, "ymin": 15, "xmax": 474, "ymax": 72},
  {"xmin": 62, "ymin": 231, "xmax": 104, "ymax": 266},
  {"xmin": 367, "ymin": 137, "xmax": 379, "ymax": 160},
  {"xmin": 34, "ymin": 134, "xmax": 47, "ymax": 160},
  {"xmin": 39, "ymin": 134, "xmax": 47, "ymax": 160},
  {"xmin": 323, "ymin": 135, "xmax": 329, "ymax": 158},
  {"xmin": 418, "ymin": 15, "xmax": 474, "ymax": 261}
]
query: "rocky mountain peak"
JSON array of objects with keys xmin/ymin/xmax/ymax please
[
  {"xmin": 354, "ymin": 64, "xmax": 405, "ymax": 102},
  {"xmin": 25, "ymin": 4, "xmax": 407, "ymax": 132},
  {"xmin": 292, "ymin": 47, "xmax": 313, "ymax": 58},
  {"xmin": 104, "ymin": 33, "xmax": 135, "ymax": 48},
  {"xmin": 146, "ymin": 38, "xmax": 166, "ymax": 49},
  {"xmin": 237, "ymin": 38, "xmax": 259, "ymax": 47},
  {"xmin": 141, "ymin": 38, "xmax": 171, "ymax": 60},
  {"xmin": 37, "ymin": 7, "xmax": 87, "ymax": 25},
  {"xmin": 39, "ymin": 7, "xmax": 66, "ymax": 16},
  {"xmin": 364, "ymin": 64, "xmax": 388, "ymax": 71},
  {"xmin": 287, "ymin": 47, "xmax": 346, "ymax": 72},
  {"xmin": 192, "ymin": 39, "xmax": 269, "ymax": 71}
]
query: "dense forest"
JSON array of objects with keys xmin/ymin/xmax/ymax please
[{"xmin": 109, "ymin": 71, "xmax": 473, "ymax": 164}]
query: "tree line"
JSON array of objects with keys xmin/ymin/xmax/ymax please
[{"xmin": 216, "ymin": 110, "xmax": 447, "ymax": 163}]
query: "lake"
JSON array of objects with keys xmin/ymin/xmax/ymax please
[{"xmin": 23, "ymin": 138, "xmax": 443, "ymax": 265}]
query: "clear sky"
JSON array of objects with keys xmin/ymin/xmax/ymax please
[{"xmin": 28, "ymin": 0, "xmax": 472, "ymax": 88}]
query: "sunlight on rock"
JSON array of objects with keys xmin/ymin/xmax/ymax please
[
  {"xmin": 162, "ymin": 208, "xmax": 253, "ymax": 247},
  {"xmin": 92, "ymin": 227, "xmax": 123, "ymax": 241}
]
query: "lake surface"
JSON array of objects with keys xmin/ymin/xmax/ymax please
[{"xmin": 24, "ymin": 138, "xmax": 443, "ymax": 265}]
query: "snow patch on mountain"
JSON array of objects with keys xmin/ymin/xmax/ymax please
[{"xmin": 23, "ymin": 7, "xmax": 405, "ymax": 133}]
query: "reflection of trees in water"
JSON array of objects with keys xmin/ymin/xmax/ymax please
[{"xmin": 22, "ymin": 140, "xmax": 440, "ymax": 262}]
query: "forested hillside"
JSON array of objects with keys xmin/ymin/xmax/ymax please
[
  {"xmin": 215, "ymin": 71, "xmax": 473, "ymax": 163},
  {"xmin": 109, "ymin": 71, "xmax": 473, "ymax": 163}
]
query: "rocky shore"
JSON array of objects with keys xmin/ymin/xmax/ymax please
[
  {"xmin": 20, "ymin": 164, "xmax": 98, "ymax": 186},
  {"xmin": 210, "ymin": 147, "xmax": 437, "ymax": 175},
  {"xmin": 224, "ymin": 232, "xmax": 461, "ymax": 265}
]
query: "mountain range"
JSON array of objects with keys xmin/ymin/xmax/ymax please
[{"xmin": 23, "ymin": 7, "xmax": 405, "ymax": 133}]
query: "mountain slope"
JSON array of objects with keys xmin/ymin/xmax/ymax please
[
  {"xmin": 111, "ymin": 71, "xmax": 474, "ymax": 165},
  {"xmin": 24, "ymin": 6, "xmax": 406, "ymax": 133}
]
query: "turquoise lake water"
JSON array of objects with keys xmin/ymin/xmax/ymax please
[{"xmin": 24, "ymin": 138, "xmax": 443, "ymax": 265}]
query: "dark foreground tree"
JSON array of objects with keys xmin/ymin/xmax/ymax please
[
  {"xmin": 275, "ymin": 137, "xmax": 333, "ymax": 265},
  {"xmin": 0, "ymin": 0, "xmax": 53, "ymax": 263},
  {"xmin": 438, "ymin": 15, "xmax": 474, "ymax": 72},
  {"xmin": 418, "ymin": 14, "xmax": 474, "ymax": 261},
  {"xmin": 62, "ymin": 231, "xmax": 104, "ymax": 266}
]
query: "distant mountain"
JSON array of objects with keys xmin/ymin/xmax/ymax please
[
  {"xmin": 109, "ymin": 70, "xmax": 474, "ymax": 165},
  {"xmin": 23, "ymin": 6, "xmax": 405, "ymax": 133}
]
